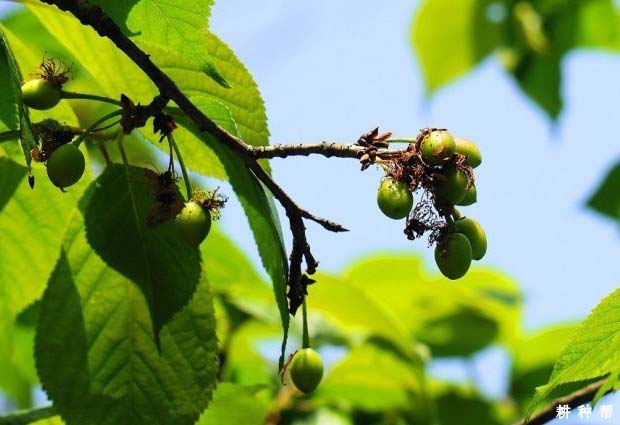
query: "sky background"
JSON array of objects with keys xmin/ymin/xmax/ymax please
[{"xmin": 2, "ymin": 0, "xmax": 620, "ymax": 422}]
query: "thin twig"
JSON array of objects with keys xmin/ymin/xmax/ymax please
[
  {"xmin": 513, "ymin": 379, "xmax": 612, "ymax": 425},
  {"xmin": 251, "ymin": 142, "xmax": 406, "ymax": 160}
]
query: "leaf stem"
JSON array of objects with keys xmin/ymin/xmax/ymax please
[
  {"xmin": 168, "ymin": 133, "xmax": 192, "ymax": 199},
  {"xmin": 73, "ymin": 110, "xmax": 123, "ymax": 147},
  {"xmin": 61, "ymin": 90, "xmax": 123, "ymax": 106},
  {"xmin": 0, "ymin": 130, "xmax": 19, "ymax": 143},
  {"xmin": 0, "ymin": 405, "xmax": 57, "ymax": 425},
  {"xmin": 301, "ymin": 297, "xmax": 310, "ymax": 349}
]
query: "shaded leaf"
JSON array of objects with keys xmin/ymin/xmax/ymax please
[
  {"xmin": 36, "ymin": 209, "xmax": 218, "ymax": 425},
  {"xmin": 84, "ymin": 164, "xmax": 201, "ymax": 340}
]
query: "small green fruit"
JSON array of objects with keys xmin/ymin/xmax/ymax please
[
  {"xmin": 46, "ymin": 144, "xmax": 85, "ymax": 189},
  {"xmin": 435, "ymin": 167, "xmax": 468, "ymax": 204},
  {"xmin": 21, "ymin": 79, "xmax": 61, "ymax": 110},
  {"xmin": 434, "ymin": 233, "xmax": 472, "ymax": 280},
  {"xmin": 454, "ymin": 137, "xmax": 482, "ymax": 168},
  {"xmin": 377, "ymin": 178, "xmax": 413, "ymax": 220},
  {"xmin": 175, "ymin": 202, "xmax": 211, "ymax": 246},
  {"xmin": 456, "ymin": 184, "xmax": 477, "ymax": 206},
  {"xmin": 420, "ymin": 130, "xmax": 455, "ymax": 165},
  {"xmin": 454, "ymin": 217, "xmax": 487, "ymax": 260},
  {"xmin": 290, "ymin": 348, "xmax": 324, "ymax": 393}
]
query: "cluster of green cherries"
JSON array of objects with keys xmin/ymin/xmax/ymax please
[
  {"xmin": 21, "ymin": 77, "xmax": 213, "ymax": 247},
  {"xmin": 376, "ymin": 130, "xmax": 487, "ymax": 280}
]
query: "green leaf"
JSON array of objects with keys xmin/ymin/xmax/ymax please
[
  {"xmin": 509, "ymin": 324, "xmax": 577, "ymax": 412},
  {"xmin": 202, "ymin": 229, "xmax": 275, "ymax": 322},
  {"xmin": 343, "ymin": 255, "xmax": 521, "ymax": 357},
  {"xmin": 0, "ymin": 26, "xmax": 20, "ymax": 132},
  {"xmin": 172, "ymin": 97, "xmax": 289, "ymax": 368},
  {"xmin": 513, "ymin": 53, "xmax": 562, "ymax": 120},
  {"xmin": 0, "ymin": 25, "xmax": 37, "ymax": 170},
  {"xmin": 221, "ymin": 320, "xmax": 279, "ymax": 387},
  {"xmin": 36, "ymin": 209, "xmax": 218, "ymax": 425},
  {"xmin": 411, "ymin": 0, "xmax": 503, "ymax": 93},
  {"xmin": 196, "ymin": 383, "xmax": 269, "ymax": 425},
  {"xmin": 527, "ymin": 289, "xmax": 620, "ymax": 416},
  {"xmin": 433, "ymin": 384, "xmax": 506, "ymax": 425},
  {"xmin": 0, "ymin": 149, "xmax": 88, "ymax": 388},
  {"xmin": 314, "ymin": 343, "xmax": 425, "ymax": 412},
  {"xmin": 92, "ymin": 0, "xmax": 229, "ymax": 87},
  {"xmin": 84, "ymin": 164, "xmax": 201, "ymax": 340},
  {"xmin": 586, "ymin": 160, "xmax": 620, "ymax": 221}
]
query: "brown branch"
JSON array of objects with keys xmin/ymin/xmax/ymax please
[
  {"xmin": 251, "ymin": 142, "xmax": 406, "ymax": 160},
  {"xmin": 514, "ymin": 379, "xmax": 612, "ymax": 425},
  {"xmin": 39, "ymin": 0, "xmax": 350, "ymax": 315}
]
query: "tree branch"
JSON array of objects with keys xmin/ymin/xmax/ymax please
[
  {"xmin": 40, "ymin": 0, "xmax": 352, "ymax": 315},
  {"xmin": 513, "ymin": 379, "xmax": 612, "ymax": 425}
]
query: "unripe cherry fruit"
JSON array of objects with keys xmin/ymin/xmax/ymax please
[
  {"xmin": 46, "ymin": 144, "xmax": 85, "ymax": 189},
  {"xmin": 456, "ymin": 184, "xmax": 477, "ymax": 206},
  {"xmin": 377, "ymin": 177, "xmax": 413, "ymax": 220},
  {"xmin": 454, "ymin": 217, "xmax": 487, "ymax": 260},
  {"xmin": 21, "ymin": 79, "xmax": 62, "ymax": 110},
  {"xmin": 434, "ymin": 167, "xmax": 468, "ymax": 204},
  {"xmin": 175, "ymin": 202, "xmax": 211, "ymax": 246},
  {"xmin": 434, "ymin": 232, "xmax": 472, "ymax": 280},
  {"xmin": 454, "ymin": 137, "xmax": 482, "ymax": 168},
  {"xmin": 290, "ymin": 348, "xmax": 324, "ymax": 394},
  {"xmin": 420, "ymin": 130, "xmax": 455, "ymax": 165}
]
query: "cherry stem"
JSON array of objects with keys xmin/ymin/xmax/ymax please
[
  {"xmin": 73, "ymin": 110, "xmax": 124, "ymax": 147},
  {"xmin": 452, "ymin": 207, "xmax": 463, "ymax": 220},
  {"xmin": 168, "ymin": 133, "xmax": 192, "ymax": 199},
  {"xmin": 61, "ymin": 90, "xmax": 123, "ymax": 107},
  {"xmin": 301, "ymin": 298, "xmax": 310, "ymax": 349},
  {"xmin": 116, "ymin": 130, "xmax": 129, "ymax": 165},
  {"xmin": 99, "ymin": 144, "xmax": 111, "ymax": 166},
  {"xmin": 0, "ymin": 130, "xmax": 19, "ymax": 143}
]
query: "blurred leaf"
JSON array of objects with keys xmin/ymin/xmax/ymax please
[
  {"xmin": 513, "ymin": 53, "xmax": 562, "ymax": 119},
  {"xmin": 509, "ymin": 324, "xmax": 577, "ymax": 412},
  {"xmin": 36, "ymin": 208, "xmax": 218, "ymax": 425},
  {"xmin": 433, "ymin": 384, "xmax": 506, "ymax": 425},
  {"xmin": 343, "ymin": 255, "xmax": 521, "ymax": 357},
  {"xmin": 586, "ymin": 160, "xmax": 620, "ymax": 221},
  {"xmin": 221, "ymin": 320, "xmax": 280, "ymax": 387},
  {"xmin": 84, "ymin": 164, "xmax": 202, "ymax": 340},
  {"xmin": 412, "ymin": 0, "xmax": 503, "ymax": 92},
  {"xmin": 306, "ymin": 273, "xmax": 413, "ymax": 356},
  {"xmin": 196, "ymin": 383, "xmax": 269, "ymax": 425},
  {"xmin": 314, "ymin": 343, "xmax": 425, "ymax": 412},
  {"xmin": 202, "ymin": 229, "xmax": 274, "ymax": 322},
  {"xmin": 527, "ymin": 288, "xmax": 620, "ymax": 416}
]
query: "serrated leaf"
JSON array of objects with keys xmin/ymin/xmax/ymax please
[
  {"xmin": 84, "ymin": 164, "xmax": 201, "ymax": 340},
  {"xmin": 527, "ymin": 289, "xmax": 620, "ymax": 416},
  {"xmin": 36, "ymin": 209, "xmax": 218, "ymax": 425},
  {"xmin": 92, "ymin": 0, "xmax": 229, "ymax": 87},
  {"xmin": 196, "ymin": 383, "xmax": 269, "ymax": 425},
  {"xmin": 0, "ymin": 26, "xmax": 20, "ymax": 131},
  {"xmin": 586, "ymin": 160, "xmax": 620, "ymax": 221},
  {"xmin": 412, "ymin": 0, "xmax": 503, "ymax": 93},
  {"xmin": 0, "ymin": 149, "xmax": 88, "ymax": 402},
  {"xmin": 171, "ymin": 97, "xmax": 289, "ymax": 367},
  {"xmin": 0, "ymin": 25, "xmax": 37, "ymax": 170}
]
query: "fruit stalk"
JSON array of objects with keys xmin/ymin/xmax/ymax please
[
  {"xmin": 61, "ymin": 90, "xmax": 123, "ymax": 107},
  {"xmin": 301, "ymin": 298, "xmax": 310, "ymax": 349},
  {"xmin": 168, "ymin": 133, "xmax": 192, "ymax": 199}
]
